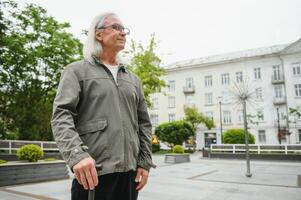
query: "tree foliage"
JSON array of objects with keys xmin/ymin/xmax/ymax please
[
  {"xmin": 155, "ymin": 120, "xmax": 194, "ymax": 146},
  {"xmin": 223, "ymin": 129, "xmax": 255, "ymax": 144},
  {"xmin": 0, "ymin": 1, "xmax": 82, "ymax": 140},
  {"xmin": 289, "ymin": 107, "xmax": 301, "ymax": 118},
  {"xmin": 184, "ymin": 107, "xmax": 215, "ymax": 130},
  {"xmin": 126, "ymin": 34, "xmax": 166, "ymax": 107}
]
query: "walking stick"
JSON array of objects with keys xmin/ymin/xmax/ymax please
[{"xmin": 88, "ymin": 164, "xmax": 102, "ymax": 200}]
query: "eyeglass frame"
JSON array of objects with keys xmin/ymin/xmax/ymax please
[{"xmin": 97, "ymin": 24, "xmax": 130, "ymax": 35}]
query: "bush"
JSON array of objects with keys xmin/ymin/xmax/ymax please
[
  {"xmin": 223, "ymin": 129, "xmax": 255, "ymax": 144},
  {"xmin": 155, "ymin": 120, "xmax": 194, "ymax": 146},
  {"xmin": 0, "ymin": 159, "xmax": 7, "ymax": 164},
  {"xmin": 173, "ymin": 145, "xmax": 184, "ymax": 154},
  {"xmin": 16, "ymin": 144, "xmax": 44, "ymax": 162},
  {"xmin": 184, "ymin": 148, "xmax": 195, "ymax": 154}
]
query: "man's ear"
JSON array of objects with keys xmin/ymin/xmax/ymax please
[{"xmin": 95, "ymin": 31, "xmax": 103, "ymax": 41}]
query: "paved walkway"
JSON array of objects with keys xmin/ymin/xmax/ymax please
[{"xmin": 1, "ymin": 153, "xmax": 301, "ymax": 200}]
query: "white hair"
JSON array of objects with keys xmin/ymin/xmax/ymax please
[{"xmin": 83, "ymin": 12, "xmax": 118, "ymax": 62}]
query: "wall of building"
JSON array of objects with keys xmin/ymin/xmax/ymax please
[{"xmin": 149, "ymin": 42, "xmax": 301, "ymax": 149}]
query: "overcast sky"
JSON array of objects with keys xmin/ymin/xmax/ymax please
[{"xmin": 18, "ymin": 0, "xmax": 301, "ymax": 65}]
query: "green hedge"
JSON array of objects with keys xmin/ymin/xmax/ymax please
[{"xmin": 223, "ymin": 129, "xmax": 255, "ymax": 144}]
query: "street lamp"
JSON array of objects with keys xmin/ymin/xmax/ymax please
[
  {"xmin": 242, "ymin": 97, "xmax": 252, "ymax": 177},
  {"xmin": 276, "ymin": 107, "xmax": 281, "ymax": 144},
  {"xmin": 218, "ymin": 96, "xmax": 223, "ymax": 144}
]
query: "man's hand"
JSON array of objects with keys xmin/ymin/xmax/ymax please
[
  {"xmin": 135, "ymin": 167, "xmax": 149, "ymax": 191},
  {"xmin": 73, "ymin": 157, "xmax": 98, "ymax": 190}
]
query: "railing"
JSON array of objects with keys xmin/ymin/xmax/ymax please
[
  {"xmin": 183, "ymin": 85, "xmax": 195, "ymax": 94},
  {"xmin": 210, "ymin": 144, "xmax": 301, "ymax": 155},
  {"xmin": 0, "ymin": 140, "xmax": 59, "ymax": 154},
  {"xmin": 273, "ymin": 96, "xmax": 286, "ymax": 105},
  {"xmin": 271, "ymin": 74, "xmax": 284, "ymax": 84}
]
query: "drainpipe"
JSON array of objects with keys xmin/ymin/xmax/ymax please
[{"xmin": 278, "ymin": 55, "xmax": 290, "ymax": 144}]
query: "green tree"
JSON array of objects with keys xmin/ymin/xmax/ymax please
[
  {"xmin": 126, "ymin": 34, "xmax": 166, "ymax": 107},
  {"xmin": 223, "ymin": 129, "xmax": 255, "ymax": 144},
  {"xmin": 0, "ymin": 1, "xmax": 82, "ymax": 140},
  {"xmin": 184, "ymin": 107, "xmax": 215, "ymax": 130},
  {"xmin": 184, "ymin": 107, "xmax": 215, "ymax": 150},
  {"xmin": 155, "ymin": 120, "xmax": 194, "ymax": 147}
]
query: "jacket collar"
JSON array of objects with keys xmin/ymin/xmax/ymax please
[{"xmin": 90, "ymin": 56, "xmax": 128, "ymax": 73}]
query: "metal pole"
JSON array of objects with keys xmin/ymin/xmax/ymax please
[
  {"xmin": 243, "ymin": 99, "xmax": 252, "ymax": 177},
  {"xmin": 219, "ymin": 100, "xmax": 223, "ymax": 144},
  {"xmin": 277, "ymin": 107, "xmax": 281, "ymax": 144}
]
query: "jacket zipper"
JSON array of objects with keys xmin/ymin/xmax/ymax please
[{"xmin": 103, "ymin": 66, "xmax": 128, "ymax": 171}]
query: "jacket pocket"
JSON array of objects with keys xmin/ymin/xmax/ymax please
[
  {"xmin": 77, "ymin": 119, "xmax": 107, "ymax": 135},
  {"xmin": 76, "ymin": 119, "xmax": 110, "ymax": 162}
]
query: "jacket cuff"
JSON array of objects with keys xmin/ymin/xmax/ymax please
[
  {"xmin": 68, "ymin": 149, "xmax": 90, "ymax": 172},
  {"xmin": 137, "ymin": 157, "xmax": 156, "ymax": 171}
]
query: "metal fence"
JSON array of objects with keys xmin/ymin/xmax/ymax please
[
  {"xmin": 0, "ymin": 140, "xmax": 59, "ymax": 154},
  {"xmin": 210, "ymin": 144, "xmax": 301, "ymax": 155}
]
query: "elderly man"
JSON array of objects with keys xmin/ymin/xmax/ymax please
[{"xmin": 51, "ymin": 12, "xmax": 155, "ymax": 200}]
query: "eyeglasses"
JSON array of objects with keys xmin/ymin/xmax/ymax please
[{"xmin": 98, "ymin": 24, "xmax": 130, "ymax": 35}]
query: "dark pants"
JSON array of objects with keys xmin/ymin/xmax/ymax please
[{"xmin": 71, "ymin": 170, "xmax": 139, "ymax": 200}]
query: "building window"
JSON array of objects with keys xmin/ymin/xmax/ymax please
[
  {"xmin": 221, "ymin": 73, "xmax": 230, "ymax": 85},
  {"xmin": 254, "ymin": 68, "xmax": 261, "ymax": 80},
  {"xmin": 236, "ymin": 71, "xmax": 243, "ymax": 83},
  {"xmin": 255, "ymin": 88, "xmax": 263, "ymax": 100},
  {"xmin": 205, "ymin": 111, "xmax": 213, "ymax": 120},
  {"xmin": 223, "ymin": 111, "xmax": 232, "ymax": 124},
  {"xmin": 292, "ymin": 62, "xmax": 301, "ymax": 76},
  {"xmin": 205, "ymin": 75, "xmax": 212, "ymax": 87},
  {"xmin": 280, "ymin": 112, "xmax": 286, "ymax": 120},
  {"xmin": 275, "ymin": 85, "xmax": 283, "ymax": 98},
  {"xmin": 168, "ymin": 113, "xmax": 175, "ymax": 122},
  {"xmin": 168, "ymin": 80, "xmax": 175, "ymax": 92},
  {"xmin": 295, "ymin": 84, "xmax": 301, "ymax": 97},
  {"xmin": 150, "ymin": 114, "xmax": 158, "ymax": 127},
  {"xmin": 152, "ymin": 97, "xmax": 158, "ymax": 110},
  {"xmin": 272, "ymin": 65, "xmax": 281, "ymax": 80},
  {"xmin": 222, "ymin": 91, "xmax": 231, "ymax": 104},
  {"xmin": 258, "ymin": 130, "xmax": 266, "ymax": 143},
  {"xmin": 185, "ymin": 77, "xmax": 194, "ymax": 89},
  {"xmin": 168, "ymin": 96, "xmax": 175, "ymax": 108},
  {"xmin": 185, "ymin": 95, "xmax": 194, "ymax": 106},
  {"xmin": 298, "ymin": 129, "xmax": 301, "ymax": 143},
  {"xmin": 205, "ymin": 93, "xmax": 213, "ymax": 105},
  {"xmin": 237, "ymin": 110, "xmax": 243, "ymax": 123}
]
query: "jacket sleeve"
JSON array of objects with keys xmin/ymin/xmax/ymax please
[
  {"xmin": 136, "ymin": 80, "xmax": 156, "ymax": 171},
  {"xmin": 51, "ymin": 67, "xmax": 90, "ymax": 170}
]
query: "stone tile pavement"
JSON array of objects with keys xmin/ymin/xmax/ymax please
[{"xmin": 1, "ymin": 153, "xmax": 300, "ymax": 200}]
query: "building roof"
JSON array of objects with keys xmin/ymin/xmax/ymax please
[{"xmin": 165, "ymin": 43, "xmax": 290, "ymax": 70}]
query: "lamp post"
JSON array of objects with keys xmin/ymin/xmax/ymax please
[
  {"xmin": 218, "ymin": 96, "xmax": 223, "ymax": 144},
  {"xmin": 276, "ymin": 107, "xmax": 281, "ymax": 144},
  {"xmin": 242, "ymin": 97, "xmax": 252, "ymax": 177}
]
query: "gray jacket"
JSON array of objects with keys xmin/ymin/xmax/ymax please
[{"xmin": 51, "ymin": 57, "xmax": 155, "ymax": 175}]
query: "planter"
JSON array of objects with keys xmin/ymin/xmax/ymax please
[
  {"xmin": 0, "ymin": 160, "xmax": 70, "ymax": 187},
  {"xmin": 164, "ymin": 154, "xmax": 190, "ymax": 164}
]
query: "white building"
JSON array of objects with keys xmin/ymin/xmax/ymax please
[{"xmin": 149, "ymin": 39, "xmax": 301, "ymax": 149}]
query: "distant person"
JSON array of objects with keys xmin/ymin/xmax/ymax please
[{"xmin": 51, "ymin": 12, "xmax": 155, "ymax": 200}]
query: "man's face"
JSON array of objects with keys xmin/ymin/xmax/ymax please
[{"xmin": 96, "ymin": 15, "xmax": 127, "ymax": 52}]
